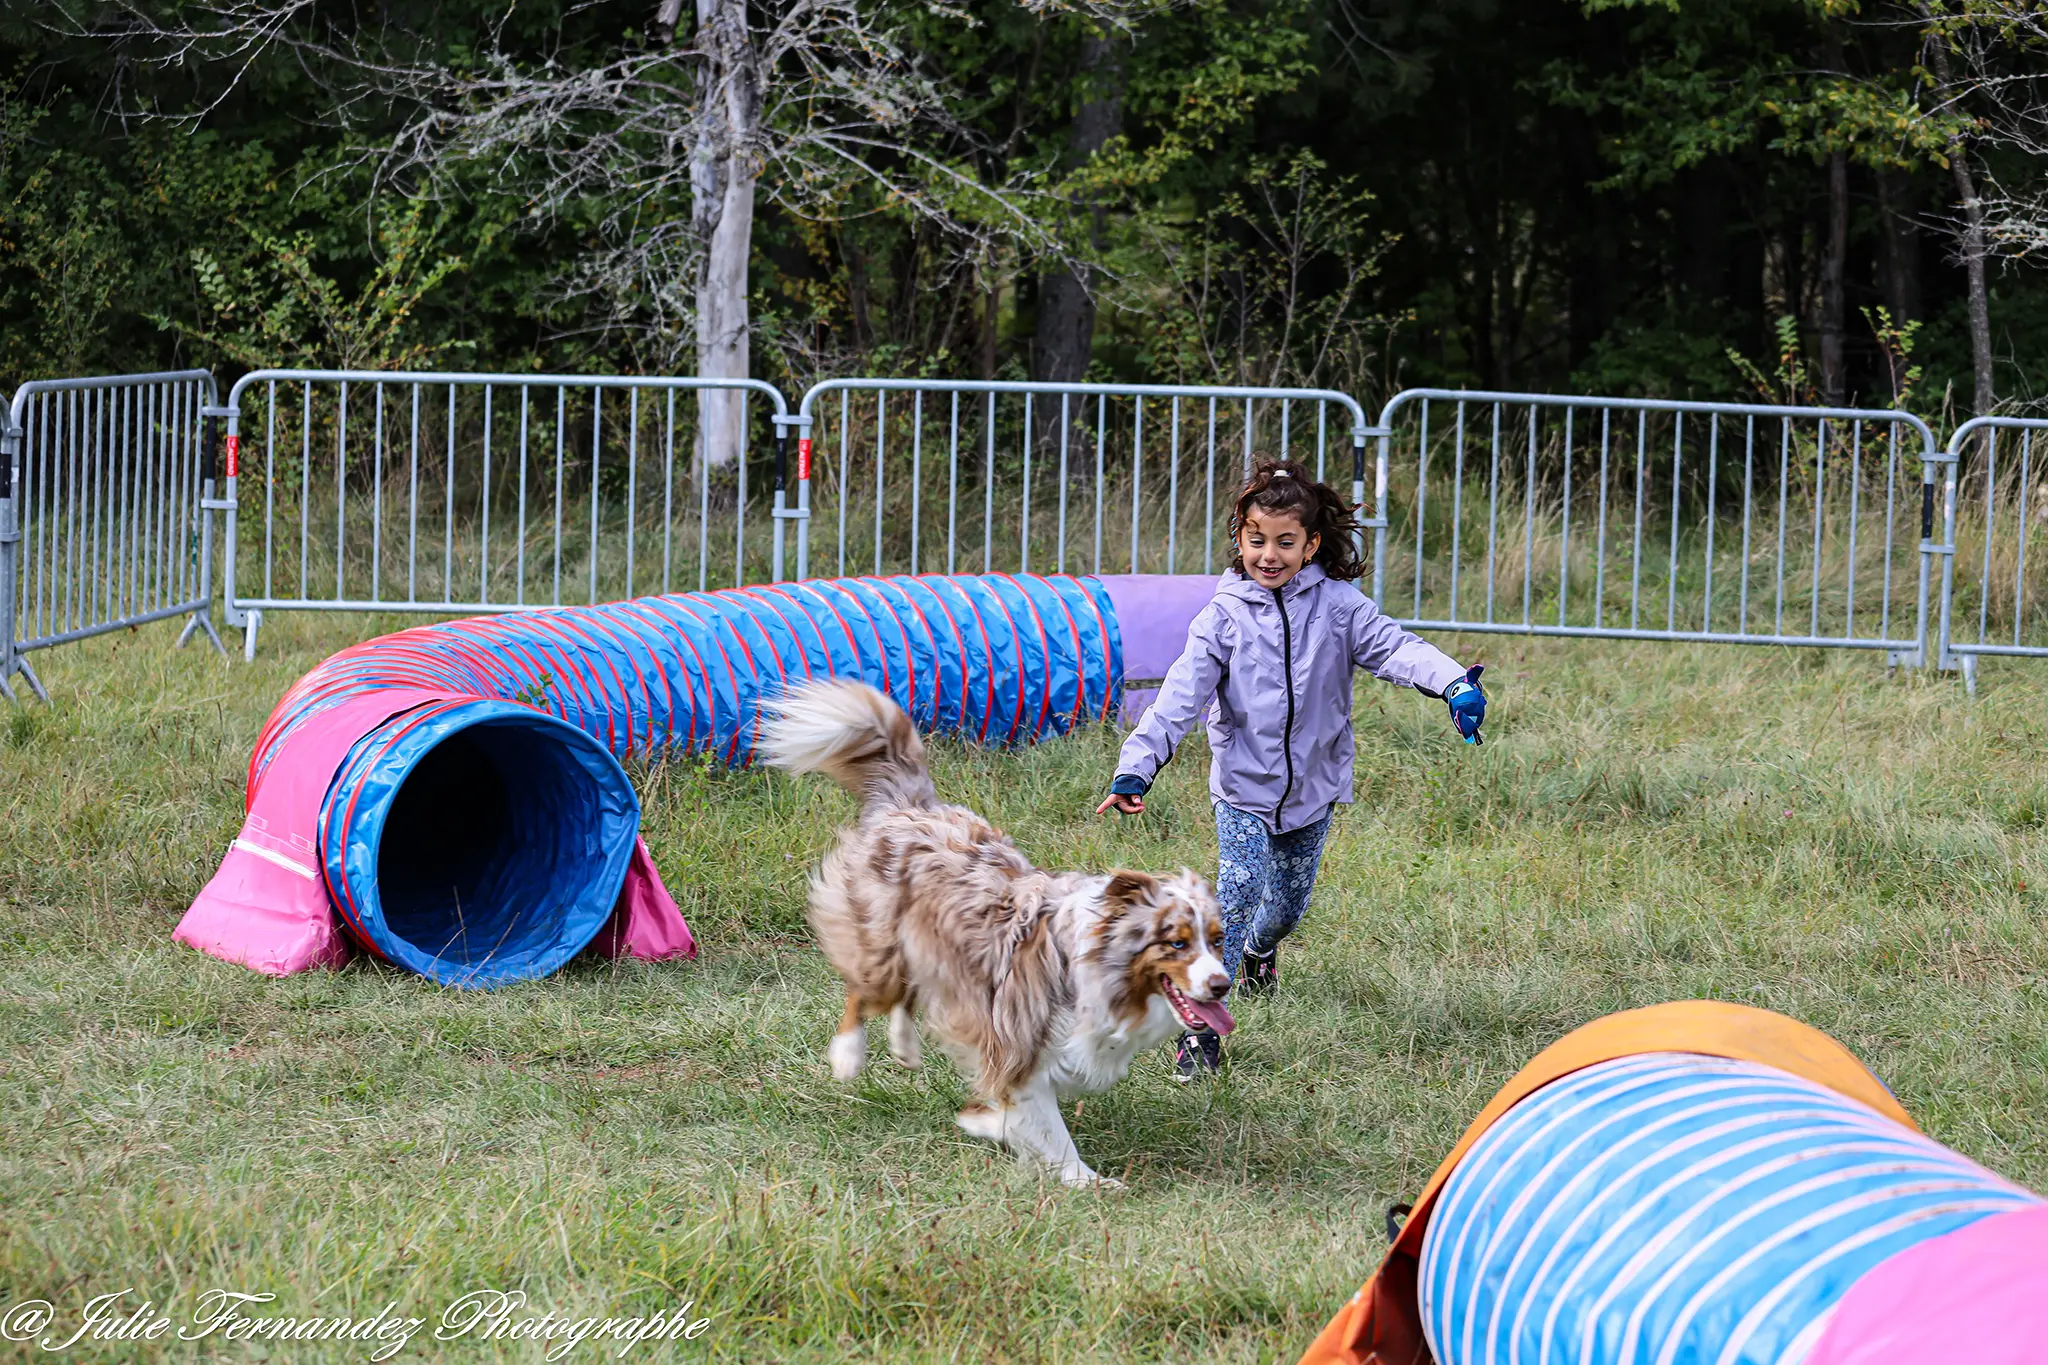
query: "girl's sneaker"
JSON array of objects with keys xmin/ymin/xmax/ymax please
[
  {"xmin": 1241, "ymin": 947, "xmax": 1279, "ymax": 995},
  {"xmin": 1172, "ymin": 1030, "xmax": 1223, "ymax": 1083}
]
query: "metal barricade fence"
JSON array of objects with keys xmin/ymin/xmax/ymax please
[
  {"xmin": 9, "ymin": 364, "xmax": 2028, "ymax": 693},
  {"xmin": 1935, "ymin": 416, "xmax": 2048, "ymax": 690},
  {"xmin": 1, "ymin": 370, "xmax": 226, "ymax": 701},
  {"xmin": 1372, "ymin": 390, "xmax": 1943, "ymax": 660},
  {"xmin": 789, "ymin": 379, "xmax": 1372, "ymax": 583},
  {"xmin": 221, "ymin": 370, "xmax": 793, "ymax": 658}
]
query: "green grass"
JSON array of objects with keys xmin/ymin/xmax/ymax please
[{"xmin": 2, "ymin": 616, "xmax": 2046, "ymax": 1362}]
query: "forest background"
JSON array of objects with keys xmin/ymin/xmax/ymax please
[{"xmin": 6, "ymin": 0, "xmax": 2048, "ymax": 428}]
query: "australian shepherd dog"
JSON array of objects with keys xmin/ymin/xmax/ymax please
[{"xmin": 761, "ymin": 680, "xmax": 1235, "ymax": 1187}]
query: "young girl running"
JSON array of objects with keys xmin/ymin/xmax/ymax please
[{"xmin": 1096, "ymin": 459, "xmax": 1485, "ymax": 1080}]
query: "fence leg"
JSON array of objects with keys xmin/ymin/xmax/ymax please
[
  {"xmin": 175, "ymin": 612, "xmax": 226, "ymax": 654},
  {"xmin": 242, "ymin": 608, "xmax": 263, "ymax": 663},
  {"xmin": 1, "ymin": 656, "xmax": 49, "ymax": 705}
]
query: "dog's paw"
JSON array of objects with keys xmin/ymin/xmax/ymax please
[
  {"xmin": 1061, "ymin": 1167, "xmax": 1124, "ymax": 1191},
  {"xmin": 956, "ymin": 1105, "xmax": 1008, "ymax": 1143},
  {"xmin": 887, "ymin": 1008, "xmax": 922, "ymax": 1070},
  {"xmin": 828, "ymin": 1028, "xmax": 867, "ymax": 1081}
]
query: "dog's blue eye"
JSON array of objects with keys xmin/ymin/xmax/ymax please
[{"xmin": 1170, "ymin": 939, "xmax": 1188, "ymax": 950}]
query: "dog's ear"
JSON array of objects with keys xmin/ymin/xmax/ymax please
[{"xmin": 1103, "ymin": 870, "xmax": 1157, "ymax": 913}]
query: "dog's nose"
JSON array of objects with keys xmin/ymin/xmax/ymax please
[{"xmin": 1205, "ymin": 972, "xmax": 1230, "ymax": 998}]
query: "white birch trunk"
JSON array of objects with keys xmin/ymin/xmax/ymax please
[{"xmin": 693, "ymin": 0, "xmax": 761, "ymax": 468}]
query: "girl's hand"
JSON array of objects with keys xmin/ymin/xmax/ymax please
[
  {"xmin": 1095, "ymin": 793, "xmax": 1145, "ymax": 816},
  {"xmin": 1444, "ymin": 664, "xmax": 1486, "ymax": 744}
]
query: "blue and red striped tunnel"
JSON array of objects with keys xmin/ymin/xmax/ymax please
[{"xmin": 176, "ymin": 574, "xmax": 1204, "ymax": 987}]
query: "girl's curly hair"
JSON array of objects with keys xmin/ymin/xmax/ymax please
[{"xmin": 1226, "ymin": 458, "xmax": 1367, "ymax": 582}]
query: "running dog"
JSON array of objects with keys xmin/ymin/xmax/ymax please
[{"xmin": 760, "ymin": 680, "xmax": 1234, "ymax": 1187}]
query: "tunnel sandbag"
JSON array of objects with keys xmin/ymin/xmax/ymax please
[
  {"xmin": 1295, "ymin": 1001, "xmax": 2047, "ymax": 1365},
  {"xmin": 179, "ymin": 573, "xmax": 1125, "ymax": 986},
  {"xmin": 320, "ymin": 698, "xmax": 639, "ymax": 987}
]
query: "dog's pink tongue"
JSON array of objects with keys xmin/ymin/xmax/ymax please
[{"xmin": 1191, "ymin": 998, "xmax": 1236, "ymax": 1036}]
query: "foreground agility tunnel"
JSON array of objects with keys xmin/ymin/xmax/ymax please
[
  {"xmin": 1298, "ymin": 1001, "xmax": 2048, "ymax": 1365},
  {"xmin": 175, "ymin": 572, "xmax": 1195, "ymax": 987}
]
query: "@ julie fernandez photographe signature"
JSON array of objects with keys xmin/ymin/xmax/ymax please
[{"xmin": 3, "ymin": 1288, "xmax": 714, "ymax": 1360}]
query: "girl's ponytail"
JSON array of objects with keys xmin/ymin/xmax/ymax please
[{"xmin": 1226, "ymin": 459, "xmax": 1367, "ymax": 582}]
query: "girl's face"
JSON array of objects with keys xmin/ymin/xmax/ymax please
[{"xmin": 1237, "ymin": 508, "xmax": 1319, "ymax": 590}]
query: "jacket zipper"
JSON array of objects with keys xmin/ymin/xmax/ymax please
[{"xmin": 1274, "ymin": 586, "xmax": 1296, "ymax": 827}]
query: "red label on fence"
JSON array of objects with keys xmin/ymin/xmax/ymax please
[
  {"xmin": 224, "ymin": 434, "xmax": 240, "ymax": 477},
  {"xmin": 798, "ymin": 437, "xmax": 812, "ymax": 481}
]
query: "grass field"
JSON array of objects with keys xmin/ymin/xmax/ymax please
[{"xmin": 2, "ymin": 615, "xmax": 2046, "ymax": 1363}]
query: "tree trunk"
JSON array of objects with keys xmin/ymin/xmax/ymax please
[
  {"xmin": 1926, "ymin": 17, "xmax": 1995, "ymax": 417},
  {"xmin": 692, "ymin": 0, "xmax": 761, "ymax": 468},
  {"xmin": 844, "ymin": 232, "xmax": 874, "ymax": 352},
  {"xmin": 1562, "ymin": 114, "xmax": 1610, "ymax": 373},
  {"xmin": 980, "ymin": 275, "xmax": 1000, "ymax": 380},
  {"xmin": 1876, "ymin": 169, "xmax": 1922, "ymax": 323},
  {"xmin": 1819, "ymin": 148, "xmax": 1849, "ymax": 406},
  {"xmin": 1949, "ymin": 145, "xmax": 1996, "ymax": 417},
  {"xmin": 1032, "ymin": 35, "xmax": 1125, "ymax": 397},
  {"xmin": 1679, "ymin": 162, "xmax": 1730, "ymax": 307}
]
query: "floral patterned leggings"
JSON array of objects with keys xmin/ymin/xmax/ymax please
[{"xmin": 1213, "ymin": 800, "xmax": 1333, "ymax": 981}]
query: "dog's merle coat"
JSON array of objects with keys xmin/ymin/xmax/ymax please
[{"xmin": 762, "ymin": 681, "xmax": 1233, "ymax": 1187}]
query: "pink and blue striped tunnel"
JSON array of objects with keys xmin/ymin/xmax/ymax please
[{"xmin": 257, "ymin": 574, "xmax": 1125, "ymax": 986}]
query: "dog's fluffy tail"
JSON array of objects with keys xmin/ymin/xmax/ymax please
[{"xmin": 760, "ymin": 680, "xmax": 939, "ymax": 814}]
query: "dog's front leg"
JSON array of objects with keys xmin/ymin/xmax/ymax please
[
  {"xmin": 1010, "ymin": 1076, "xmax": 1120, "ymax": 1189},
  {"xmin": 956, "ymin": 1085, "xmax": 1093, "ymax": 1184}
]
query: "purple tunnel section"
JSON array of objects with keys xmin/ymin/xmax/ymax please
[
  {"xmin": 1094, "ymin": 574, "xmax": 1225, "ymax": 725},
  {"xmin": 179, "ymin": 573, "xmax": 1174, "ymax": 988}
]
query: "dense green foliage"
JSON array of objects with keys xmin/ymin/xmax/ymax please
[{"xmin": 4, "ymin": 0, "xmax": 2046, "ymax": 412}]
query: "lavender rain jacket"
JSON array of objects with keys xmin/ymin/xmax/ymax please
[{"xmin": 1113, "ymin": 564, "xmax": 1467, "ymax": 833}]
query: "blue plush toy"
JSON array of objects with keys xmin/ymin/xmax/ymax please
[{"xmin": 1442, "ymin": 664, "xmax": 1486, "ymax": 744}]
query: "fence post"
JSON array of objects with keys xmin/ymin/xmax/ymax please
[
  {"xmin": 0, "ymin": 407, "xmax": 21, "ymax": 703},
  {"xmin": 178, "ymin": 392, "xmax": 230, "ymax": 657},
  {"xmin": 202, "ymin": 399, "xmax": 254, "ymax": 657},
  {"xmin": 1364, "ymin": 422, "xmax": 1391, "ymax": 602},
  {"xmin": 770, "ymin": 412, "xmax": 811, "ymax": 583},
  {"xmin": 1934, "ymin": 427, "xmax": 1973, "ymax": 691},
  {"xmin": 0, "ymin": 402, "xmax": 44, "ymax": 702},
  {"xmin": 1895, "ymin": 433, "xmax": 1944, "ymax": 672},
  {"xmin": 789, "ymin": 413, "xmax": 815, "ymax": 581}
]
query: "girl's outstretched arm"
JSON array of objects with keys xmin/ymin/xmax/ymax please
[
  {"xmin": 1346, "ymin": 587, "xmax": 1487, "ymax": 739},
  {"xmin": 1103, "ymin": 603, "xmax": 1230, "ymax": 810},
  {"xmin": 1345, "ymin": 587, "xmax": 1466, "ymax": 694}
]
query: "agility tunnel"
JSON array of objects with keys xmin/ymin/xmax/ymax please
[
  {"xmin": 174, "ymin": 572, "xmax": 1196, "ymax": 988},
  {"xmin": 1298, "ymin": 1001, "xmax": 2048, "ymax": 1365}
]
